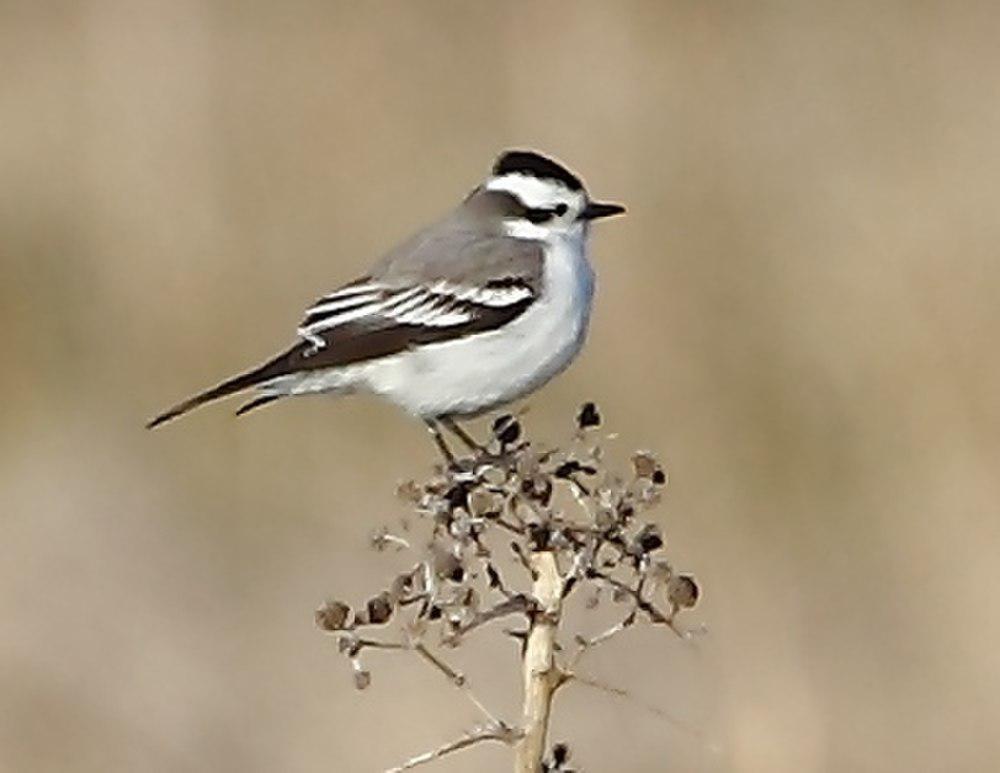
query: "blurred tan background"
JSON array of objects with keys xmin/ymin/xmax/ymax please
[{"xmin": 3, "ymin": 2, "xmax": 1000, "ymax": 771}]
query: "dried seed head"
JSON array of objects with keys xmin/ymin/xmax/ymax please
[
  {"xmin": 521, "ymin": 475, "xmax": 553, "ymax": 505},
  {"xmin": 337, "ymin": 635, "xmax": 359, "ymax": 656},
  {"xmin": 317, "ymin": 405, "xmax": 697, "ymax": 718},
  {"xmin": 365, "ymin": 592, "xmax": 394, "ymax": 625},
  {"xmin": 352, "ymin": 664, "xmax": 371, "ymax": 691},
  {"xmin": 632, "ymin": 451, "xmax": 660, "ymax": 480},
  {"xmin": 667, "ymin": 574, "xmax": 700, "ymax": 610},
  {"xmin": 315, "ymin": 600, "xmax": 352, "ymax": 631},
  {"xmin": 554, "ymin": 459, "xmax": 597, "ymax": 479},
  {"xmin": 492, "ymin": 414, "xmax": 521, "ymax": 445},
  {"xmin": 633, "ymin": 523, "xmax": 664, "ymax": 554},
  {"xmin": 528, "ymin": 524, "xmax": 551, "ymax": 551},
  {"xmin": 444, "ymin": 483, "xmax": 468, "ymax": 511},
  {"xmin": 577, "ymin": 401, "xmax": 601, "ymax": 429}
]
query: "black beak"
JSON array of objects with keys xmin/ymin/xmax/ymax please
[{"xmin": 579, "ymin": 201, "xmax": 626, "ymax": 221}]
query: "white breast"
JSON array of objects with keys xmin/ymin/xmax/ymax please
[{"xmin": 291, "ymin": 228, "xmax": 595, "ymax": 418}]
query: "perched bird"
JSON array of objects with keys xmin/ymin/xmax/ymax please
[{"xmin": 147, "ymin": 150, "xmax": 625, "ymax": 462}]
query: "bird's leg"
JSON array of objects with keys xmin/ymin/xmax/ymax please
[
  {"xmin": 441, "ymin": 417, "xmax": 487, "ymax": 455},
  {"xmin": 425, "ymin": 419, "xmax": 458, "ymax": 467}
]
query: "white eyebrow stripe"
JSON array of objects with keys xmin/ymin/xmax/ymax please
[{"xmin": 486, "ymin": 173, "xmax": 578, "ymax": 209}]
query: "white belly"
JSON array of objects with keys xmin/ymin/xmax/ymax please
[{"xmin": 282, "ymin": 232, "xmax": 595, "ymax": 418}]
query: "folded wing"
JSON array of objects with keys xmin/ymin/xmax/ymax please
[{"xmin": 146, "ymin": 238, "xmax": 544, "ymax": 428}]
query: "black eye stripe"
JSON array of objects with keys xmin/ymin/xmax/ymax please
[
  {"xmin": 525, "ymin": 208, "xmax": 553, "ymax": 224},
  {"xmin": 523, "ymin": 204, "xmax": 568, "ymax": 224}
]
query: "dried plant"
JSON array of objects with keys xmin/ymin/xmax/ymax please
[{"xmin": 315, "ymin": 404, "xmax": 701, "ymax": 772}]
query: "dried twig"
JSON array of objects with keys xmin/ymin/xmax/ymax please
[
  {"xmin": 516, "ymin": 552, "xmax": 563, "ymax": 773},
  {"xmin": 443, "ymin": 594, "xmax": 531, "ymax": 644},
  {"xmin": 589, "ymin": 570, "xmax": 685, "ymax": 637},
  {"xmin": 564, "ymin": 609, "xmax": 638, "ymax": 675},
  {"xmin": 386, "ymin": 721, "xmax": 521, "ymax": 772},
  {"xmin": 316, "ymin": 404, "xmax": 701, "ymax": 772},
  {"xmin": 568, "ymin": 674, "xmax": 700, "ymax": 735},
  {"xmin": 410, "ymin": 640, "xmax": 500, "ymax": 725}
]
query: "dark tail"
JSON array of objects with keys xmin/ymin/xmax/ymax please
[
  {"xmin": 234, "ymin": 393, "xmax": 285, "ymax": 417},
  {"xmin": 146, "ymin": 350, "xmax": 294, "ymax": 429}
]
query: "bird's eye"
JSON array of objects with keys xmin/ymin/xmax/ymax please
[{"xmin": 554, "ymin": 203, "xmax": 568, "ymax": 216}]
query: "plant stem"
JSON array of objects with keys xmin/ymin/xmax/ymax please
[{"xmin": 516, "ymin": 551, "xmax": 563, "ymax": 773}]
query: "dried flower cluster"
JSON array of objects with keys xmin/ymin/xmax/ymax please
[{"xmin": 315, "ymin": 403, "xmax": 700, "ymax": 772}]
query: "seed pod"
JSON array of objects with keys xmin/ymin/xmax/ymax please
[
  {"xmin": 492, "ymin": 414, "xmax": 521, "ymax": 445},
  {"xmin": 315, "ymin": 600, "xmax": 352, "ymax": 631},
  {"xmin": 365, "ymin": 592, "xmax": 394, "ymax": 625},
  {"xmin": 577, "ymin": 402, "xmax": 601, "ymax": 429},
  {"xmin": 667, "ymin": 574, "xmax": 700, "ymax": 610},
  {"xmin": 633, "ymin": 523, "xmax": 664, "ymax": 554},
  {"xmin": 352, "ymin": 664, "xmax": 371, "ymax": 691},
  {"xmin": 632, "ymin": 451, "xmax": 660, "ymax": 480}
]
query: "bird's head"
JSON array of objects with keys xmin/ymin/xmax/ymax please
[{"xmin": 473, "ymin": 149, "xmax": 625, "ymax": 240}]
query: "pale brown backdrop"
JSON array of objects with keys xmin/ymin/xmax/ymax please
[{"xmin": 3, "ymin": 2, "xmax": 1000, "ymax": 771}]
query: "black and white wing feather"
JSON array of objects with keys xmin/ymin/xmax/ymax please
[
  {"xmin": 296, "ymin": 276, "xmax": 536, "ymax": 347},
  {"xmin": 146, "ymin": 231, "xmax": 544, "ymax": 428},
  {"xmin": 292, "ymin": 229, "xmax": 545, "ymax": 364}
]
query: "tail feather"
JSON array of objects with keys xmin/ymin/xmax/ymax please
[
  {"xmin": 146, "ymin": 351, "xmax": 294, "ymax": 429},
  {"xmin": 234, "ymin": 393, "xmax": 285, "ymax": 417}
]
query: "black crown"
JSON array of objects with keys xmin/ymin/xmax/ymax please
[{"xmin": 492, "ymin": 150, "xmax": 583, "ymax": 192}]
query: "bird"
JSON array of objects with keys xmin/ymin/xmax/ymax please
[{"xmin": 147, "ymin": 149, "xmax": 625, "ymax": 463}]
